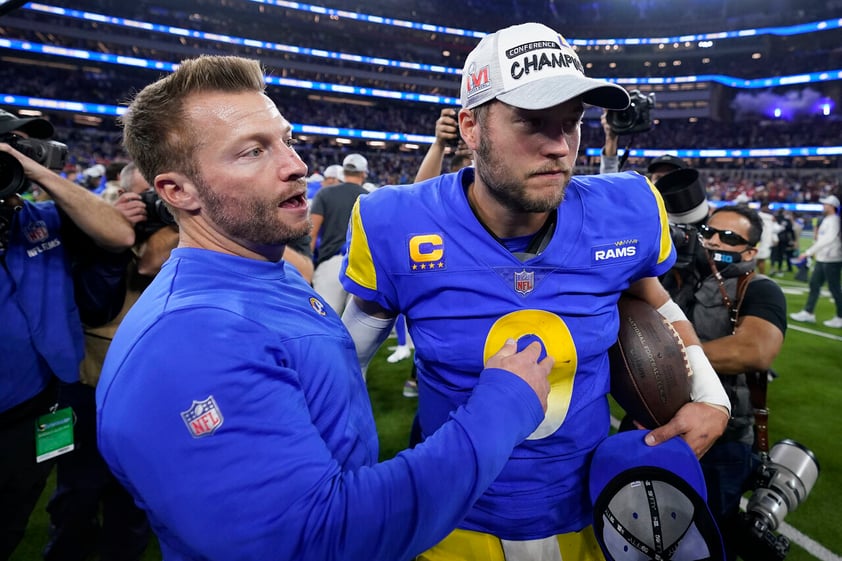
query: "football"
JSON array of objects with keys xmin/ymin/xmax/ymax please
[{"xmin": 608, "ymin": 295, "xmax": 691, "ymax": 429}]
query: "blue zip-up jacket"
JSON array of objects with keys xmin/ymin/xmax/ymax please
[
  {"xmin": 1, "ymin": 200, "xmax": 83, "ymax": 413},
  {"xmin": 96, "ymin": 248, "xmax": 543, "ymax": 561}
]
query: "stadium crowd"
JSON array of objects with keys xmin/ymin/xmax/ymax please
[{"xmin": 4, "ymin": 0, "xmax": 842, "ymax": 96}]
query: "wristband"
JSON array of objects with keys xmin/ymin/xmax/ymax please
[
  {"xmin": 657, "ymin": 299, "xmax": 687, "ymax": 324},
  {"xmin": 685, "ymin": 345, "xmax": 731, "ymax": 415}
]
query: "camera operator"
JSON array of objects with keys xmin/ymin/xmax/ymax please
[
  {"xmin": 0, "ymin": 109, "xmax": 134, "ymax": 559},
  {"xmin": 414, "ymin": 107, "xmax": 472, "ymax": 183},
  {"xmin": 599, "ymin": 113, "xmax": 688, "ymax": 181},
  {"xmin": 598, "ymin": 110, "xmax": 621, "ymax": 174},
  {"xmin": 670, "ymin": 205, "xmax": 787, "ymax": 561},
  {"xmin": 43, "ymin": 161, "xmax": 178, "ymax": 561}
]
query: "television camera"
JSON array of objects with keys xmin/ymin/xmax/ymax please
[{"xmin": 0, "ymin": 133, "xmax": 67, "ymax": 200}]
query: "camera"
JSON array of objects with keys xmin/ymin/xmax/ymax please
[
  {"xmin": 606, "ymin": 89, "xmax": 655, "ymax": 135},
  {"xmin": 732, "ymin": 440, "xmax": 820, "ymax": 561},
  {"xmin": 0, "ymin": 133, "xmax": 68, "ymax": 200},
  {"xmin": 135, "ymin": 189, "xmax": 176, "ymax": 241}
]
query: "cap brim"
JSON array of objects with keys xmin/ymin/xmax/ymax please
[
  {"xmin": 648, "ymin": 156, "xmax": 688, "ymax": 173},
  {"xmin": 589, "ymin": 431, "xmax": 705, "ymax": 502},
  {"xmin": 0, "ymin": 116, "xmax": 54, "ymax": 139},
  {"xmin": 497, "ymin": 76, "xmax": 630, "ymax": 111}
]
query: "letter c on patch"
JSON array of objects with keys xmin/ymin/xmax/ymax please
[{"xmin": 409, "ymin": 234, "xmax": 444, "ymax": 262}]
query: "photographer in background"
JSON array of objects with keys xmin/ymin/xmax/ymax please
[
  {"xmin": 598, "ymin": 90, "xmax": 656, "ymax": 174},
  {"xmin": 0, "ymin": 109, "xmax": 134, "ymax": 560},
  {"xmin": 688, "ymin": 205, "xmax": 787, "ymax": 561},
  {"xmin": 43, "ymin": 162, "xmax": 164, "ymax": 561},
  {"xmin": 646, "ymin": 174, "xmax": 790, "ymax": 559},
  {"xmin": 599, "ymin": 108, "xmax": 687, "ymax": 182},
  {"xmin": 414, "ymin": 107, "xmax": 472, "ymax": 183}
]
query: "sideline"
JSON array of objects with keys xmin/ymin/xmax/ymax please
[{"xmin": 788, "ymin": 323, "xmax": 842, "ymax": 342}]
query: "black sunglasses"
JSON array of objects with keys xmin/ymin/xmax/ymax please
[{"xmin": 699, "ymin": 224, "xmax": 753, "ymax": 246}]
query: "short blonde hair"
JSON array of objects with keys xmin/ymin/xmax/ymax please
[{"xmin": 121, "ymin": 55, "xmax": 266, "ymax": 185}]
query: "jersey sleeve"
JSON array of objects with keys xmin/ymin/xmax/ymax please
[
  {"xmin": 644, "ymin": 176, "xmax": 678, "ymax": 278},
  {"xmin": 340, "ymin": 195, "xmax": 400, "ymax": 311},
  {"xmin": 97, "ymin": 307, "xmax": 543, "ymax": 561}
]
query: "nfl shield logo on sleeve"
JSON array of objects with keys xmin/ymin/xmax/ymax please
[{"xmin": 181, "ymin": 396, "xmax": 224, "ymax": 438}]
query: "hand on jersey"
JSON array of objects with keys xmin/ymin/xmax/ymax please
[{"xmin": 485, "ymin": 339, "xmax": 554, "ymax": 413}]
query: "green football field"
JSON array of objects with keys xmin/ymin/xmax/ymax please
[{"xmin": 12, "ymin": 268, "xmax": 841, "ymax": 561}]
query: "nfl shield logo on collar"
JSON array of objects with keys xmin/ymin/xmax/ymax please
[{"xmin": 181, "ymin": 396, "xmax": 224, "ymax": 438}]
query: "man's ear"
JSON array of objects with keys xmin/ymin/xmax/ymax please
[
  {"xmin": 458, "ymin": 108, "xmax": 480, "ymax": 152},
  {"xmin": 155, "ymin": 172, "xmax": 201, "ymax": 212}
]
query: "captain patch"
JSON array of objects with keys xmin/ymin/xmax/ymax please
[{"xmin": 408, "ymin": 233, "xmax": 446, "ymax": 272}]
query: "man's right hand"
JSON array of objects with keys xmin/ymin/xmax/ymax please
[
  {"xmin": 434, "ymin": 108, "xmax": 459, "ymax": 147},
  {"xmin": 485, "ymin": 339, "xmax": 553, "ymax": 412},
  {"xmin": 114, "ymin": 191, "xmax": 148, "ymax": 225}
]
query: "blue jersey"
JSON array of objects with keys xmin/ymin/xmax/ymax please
[
  {"xmin": 341, "ymin": 168, "xmax": 676, "ymax": 538},
  {"xmin": 96, "ymin": 247, "xmax": 543, "ymax": 560}
]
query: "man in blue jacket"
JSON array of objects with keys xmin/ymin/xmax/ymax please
[
  {"xmin": 96, "ymin": 55, "xmax": 552, "ymax": 561},
  {"xmin": 0, "ymin": 109, "xmax": 135, "ymax": 559}
]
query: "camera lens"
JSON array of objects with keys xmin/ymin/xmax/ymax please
[
  {"xmin": 654, "ymin": 168, "xmax": 709, "ymax": 225},
  {"xmin": 745, "ymin": 439, "xmax": 819, "ymax": 531}
]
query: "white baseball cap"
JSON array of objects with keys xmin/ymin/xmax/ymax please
[
  {"xmin": 342, "ymin": 154, "xmax": 368, "ymax": 174},
  {"xmin": 461, "ymin": 23, "xmax": 630, "ymax": 111},
  {"xmin": 818, "ymin": 195, "xmax": 840, "ymax": 208},
  {"xmin": 324, "ymin": 164, "xmax": 345, "ymax": 180},
  {"xmin": 83, "ymin": 164, "xmax": 105, "ymax": 178}
]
